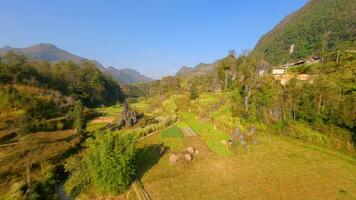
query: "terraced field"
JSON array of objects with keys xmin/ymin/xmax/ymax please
[{"xmin": 180, "ymin": 112, "xmax": 233, "ymax": 157}]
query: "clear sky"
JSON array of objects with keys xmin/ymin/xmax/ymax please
[{"xmin": 0, "ymin": 0, "xmax": 308, "ymax": 79}]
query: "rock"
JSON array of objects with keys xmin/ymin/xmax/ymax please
[
  {"xmin": 184, "ymin": 153, "xmax": 193, "ymax": 161},
  {"xmin": 169, "ymin": 153, "xmax": 179, "ymax": 164},
  {"xmin": 187, "ymin": 146, "xmax": 195, "ymax": 154},
  {"xmin": 253, "ymin": 138, "xmax": 259, "ymax": 145},
  {"xmin": 119, "ymin": 102, "xmax": 138, "ymax": 127},
  {"xmin": 195, "ymin": 150, "xmax": 199, "ymax": 155},
  {"xmin": 220, "ymin": 140, "xmax": 227, "ymax": 145}
]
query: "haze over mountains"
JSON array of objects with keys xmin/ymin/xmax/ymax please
[{"xmin": 0, "ymin": 43, "xmax": 153, "ymax": 84}]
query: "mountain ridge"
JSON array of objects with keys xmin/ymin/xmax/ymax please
[
  {"xmin": 175, "ymin": 61, "xmax": 220, "ymax": 77},
  {"xmin": 0, "ymin": 43, "xmax": 153, "ymax": 84}
]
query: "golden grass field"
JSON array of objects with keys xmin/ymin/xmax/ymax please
[{"xmin": 130, "ymin": 120, "xmax": 356, "ymax": 200}]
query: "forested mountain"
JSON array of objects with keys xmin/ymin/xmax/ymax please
[
  {"xmin": 0, "ymin": 44, "xmax": 153, "ymax": 83},
  {"xmin": 0, "ymin": 43, "xmax": 106, "ymax": 70},
  {"xmin": 175, "ymin": 61, "xmax": 219, "ymax": 77},
  {"xmin": 106, "ymin": 67, "xmax": 153, "ymax": 84},
  {"xmin": 253, "ymin": 0, "xmax": 356, "ymax": 64}
]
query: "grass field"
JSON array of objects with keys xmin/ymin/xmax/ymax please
[
  {"xmin": 133, "ymin": 130, "xmax": 356, "ymax": 200},
  {"xmin": 160, "ymin": 126, "xmax": 182, "ymax": 138},
  {"xmin": 180, "ymin": 112, "xmax": 233, "ymax": 157},
  {"xmin": 86, "ymin": 104, "xmax": 122, "ymax": 132},
  {"xmin": 94, "ymin": 104, "xmax": 122, "ymax": 117},
  {"xmin": 160, "ymin": 126, "xmax": 183, "ymax": 152}
]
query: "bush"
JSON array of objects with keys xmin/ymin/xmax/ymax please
[
  {"xmin": 85, "ymin": 131, "xmax": 137, "ymax": 194},
  {"xmin": 64, "ymin": 156, "xmax": 91, "ymax": 197},
  {"xmin": 64, "ymin": 130, "xmax": 137, "ymax": 196}
]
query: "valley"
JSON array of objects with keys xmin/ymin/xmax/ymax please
[{"xmin": 0, "ymin": 0, "xmax": 355, "ymax": 199}]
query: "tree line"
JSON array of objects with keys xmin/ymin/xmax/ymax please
[{"xmin": 0, "ymin": 51, "xmax": 125, "ymax": 131}]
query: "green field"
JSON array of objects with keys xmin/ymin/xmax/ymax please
[
  {"xmin": 160, "ymin": 126, "xmax": 182, "ymax": 138},
  {"xmin": 159, "ymin": 126, "xmax": 183, "ymax": 152},
  {"xmin": 180, "ymin": 112, "xmax": 233, "ymax": 157}
]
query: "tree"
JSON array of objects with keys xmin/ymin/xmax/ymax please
[
  {"xmin": 85, "ymin": 131, "xmax": 137, "ymax": 194},
  {"xmin": 72, "ymin": 101, "xmax": 84, "ymax": 133},
  {"xmin": 190, "ymin": 83, "xmax": 199, "ymax": 100}
]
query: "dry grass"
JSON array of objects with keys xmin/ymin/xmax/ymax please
[
  {"xmin": 0, "ymin": 129, "xmax": 81, "ymax": 194},
  {"xmin": 133, "ymin": 132, "xmax": 356, "ymax": 200}
]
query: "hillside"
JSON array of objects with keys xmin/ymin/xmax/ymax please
[
  {"xmin": 0, "ymin": 44, "xmax": 153, "ymax": 83},
  {"xmin": 0, "ymin": 43, "xmax": 106, "ymax": 70},
  {"xmin": 253, "ymin": 0, "xmax": 356, "ymax": 64},
  {"xmin": 107, "ymin": 67, "xmax": 153, "ymax": 84},
  {"xmin": 176, "ymin": 61, "xmax": 219, "ymax": 77}
]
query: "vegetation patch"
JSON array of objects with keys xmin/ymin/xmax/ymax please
[
  {"xmin": 180, "ymin": 112, "xmax": 233, "ymax": 157},
  {"xmin": 160, "ymin": 126, "xmax": 183, "ymax": 152},
  {"xmin": 160, "ymin": 126, "xmax": 182, "ymax": 138},
  {"xmin": 64, "ymin": 130, "xmax": 137, "ymax": 196}
]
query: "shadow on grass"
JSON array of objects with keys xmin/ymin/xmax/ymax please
[{"xmin": 135, "ymin": 143, "xmax": 166, "ymax": 179}]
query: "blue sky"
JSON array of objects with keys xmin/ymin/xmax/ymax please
[{"xmin": 0, "ymin": 0, "xmax": 307, "ymax": 78}]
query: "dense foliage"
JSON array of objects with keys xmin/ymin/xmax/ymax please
[
  {"xmin": 0, "ymin": 52, "xmax": 125, "ymax": 131},
  {"xmin": 0, "ymin": 51, "xmax": 125, "ymax": 108},
  {"xmin": 253, "ymin": 0, "xmax": 356, "ymax": 64},
  {"xmin": 65, "ymin": 131, "xmax": 137, "ymax": 196},
  {"xmin": 217, "ymin": 51, "xmax": 355, "ymax": 148}
]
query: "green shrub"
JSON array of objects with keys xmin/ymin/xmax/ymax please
[
  {"xmin": 85, "ymin": 131, "xmax": 137, "ymax": 194},
  {"xmin": 64, "ymin": 130, "xmax": 137, "ymax": 196},
  {"xmin": 64, "ymin": 156, "xmax": 91, "ymax": 197}
]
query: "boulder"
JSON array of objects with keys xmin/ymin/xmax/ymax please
[
  {"xmin": 119, "ymin": 102, "xmax": 138, "ymax": 127},
  {"xmin": 169, "ymin": 153, "xmax": 179, "ymax": 164},
  {"xmin": 220, "ymin": 140, "xmax": 227, "ymax": 145},
  {"xmin": 184, "ymin": 153, "xmax": 193, "ymax": 161},
  {"xmin": 186, "ymin": 146, "xmax": 195, "ymax": 154}
]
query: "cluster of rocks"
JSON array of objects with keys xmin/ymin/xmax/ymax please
[
  {"xmin": 169, "ymin": 146, "xmax": 198, "ymax": 164},
  {"xmin": 119, "ymin": 102, "xmax": 138, "ymax": 127},
  {"xmin": 220, "ymin": 127, "xmax": 259, "ymax": 150}
]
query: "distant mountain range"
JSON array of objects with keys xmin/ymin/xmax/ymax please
[
  {"xmin": 0, "ymin": 43, "xmax": 153, "ymax": 84},
  {"xmin": 106, "ymin": 67, "xmax": 153, "ymax": 84},
  {"xmin": 175, "ymin": 61, "xmax": 219, "ymax": 77}
]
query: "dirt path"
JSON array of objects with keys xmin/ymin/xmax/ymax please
[
  {"xmin": 180, "ymin": 126, "xmax": 197, "ymax": 137},
  {"xmin": 88, "ymin": 116, "xmax": 116, "ymax": 124}
]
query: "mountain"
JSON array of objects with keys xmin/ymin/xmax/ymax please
[
  {"xmin": 253, "ymin": 0, "xmax": 356, "ymax": 64},
  {"xmin": 0, "ymin": 43, "xmax": 107, "ymax": 70},
  {"xmin": 106, "ymin": 67, "xmax": 153, "ymax": 84},
  {"xmin": 176, "ymin": 61, "xmax": 219, "ymax": 77},
  {"xmin": 0, "ymin": 44, "xmax": 153, "ymax": 83}
]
